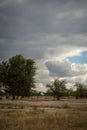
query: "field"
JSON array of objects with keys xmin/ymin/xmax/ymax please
[{"xmin": 0, "ymin": 97, "xmax": 87, "ymax": 130}]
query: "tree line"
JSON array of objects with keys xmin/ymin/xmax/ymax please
[
  {"xmin": 45, "ymin": 79, "xmax": 87, "ymax": 100},
  {"xmin": 0, "ymin": 54, "xmax": 87, "ymax": 100}
]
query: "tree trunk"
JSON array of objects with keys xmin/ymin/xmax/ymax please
[
  {"xmin": 57, "ymin": 96, "xmax": 60, "ymax": 100},
  {"xmin": 12, "ymin": 95, "xmax": 15, "ymax": 100},
  {"xmin": 21, "ymin": 96, "xmax": 24, "ymax": 99},
  {"xmin": 16, "ymin": 96, "xmax": 19, "ymax": 100}
]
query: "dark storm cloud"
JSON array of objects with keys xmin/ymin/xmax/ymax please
[
  {"xmin": 0, "ymin": 0, "xmax": 87, "ymax": 59},
  {"xmin": 45, "ymin": 60, "xmax": 74, "ymax": 77}
]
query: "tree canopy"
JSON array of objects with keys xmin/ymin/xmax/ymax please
[
  {"xmin": 0, "ymin": 54, "xmax": 36, "ymax": 99},
  {"xmin": 46, "ymin": 79, "xmax": 67, "ymax": 100},
  {"xmin": 74, "ymin": 82, "xmax": 87, "ymax": 99}
]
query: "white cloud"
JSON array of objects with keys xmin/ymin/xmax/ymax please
[
  {"xmin": 45, "ymin": 59, "xmax": 87, "ymax": 78},
  {"xmin": 35, "ymin": 83, "xmax": 47, "ymax": 92}
]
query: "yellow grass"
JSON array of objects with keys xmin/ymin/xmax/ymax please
[{"xmin": 0, "ymin": 98, "xmax": 87, "ymax": 130}]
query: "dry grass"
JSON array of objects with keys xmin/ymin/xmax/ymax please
[
  {"xmin": 0, "ymin": 98, "xmax": 87, "ymax": 130},
  {"xmin": 0, "ymin": 109, "xmax": 87, "ymax": 130}
]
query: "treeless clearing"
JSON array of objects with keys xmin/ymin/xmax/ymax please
[
  {"xmin": 0, "ymin": 97, "xmax": 87, "ymax": 130},
  {"xmin": 0, "ymin": 97, "xmax": 87, "ymax": 110}
]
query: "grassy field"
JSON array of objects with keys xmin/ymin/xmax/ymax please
[{"xmin": 0, "ymin": 98, "xmax": 87, "ymax": 130}]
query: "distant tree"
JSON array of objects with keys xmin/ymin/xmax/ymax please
[
  {"xmin": 74, "ymin": 82, "xmax": 87, "ymax": 99},
  {"xmin": 0, "ymin": 54, "xmax": 36, "ymax": 100},
  {"xmin": 31, "ymin": 90, "xmax": 42, "ymax": 96},
  {"xmin": 65, "ymin": 88, "xmax": 75, "ymax": 97},
  {"xmin": 43, "ymin": 89, "xmax": 53, "ymax": 96},
  {"xmin": 46, "ymin": 79, "xmax": 67, "ymax": 100}
]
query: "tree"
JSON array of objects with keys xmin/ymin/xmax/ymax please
[
  {"xmin": 31, "ymin": 90, "xmax": 42, "ymax": 96},
  {"xmin": 0, "ymin": 54, "xmax": 36, "ymax": 100},
  {"xmin": 65, "ymin": 88, "xmax": 75, "ymax": 97},
  {"xmin": 46, "ymin": 79, "xmax": 67, "ymax": 100},
  {"xmin": 43, "ymin": 89, "xmax": 53, "ymax": 96},
  {"xmin": 0, "ymin": 61, "xmax": 9, "ymax": 87},
  {"xmin": 74, "ymin": 82, "xmax": 87, "ymax": 99}
]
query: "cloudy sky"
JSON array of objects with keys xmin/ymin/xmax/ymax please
[{"xmin": 0, "ymin": 0, "xmax": 87, "ymax": 91}]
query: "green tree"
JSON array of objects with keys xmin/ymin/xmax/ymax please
[
  {"xmin": 65, "ymin": 88, "xmax": 75, "ymax": 97},
  {"xmin": 43, "ymin": 89, "xmax": 53, "ymax": 96},
  {"xmin": 74, "ymin": 82, "xmax": 87, "ymax": 99},
  {"xmin": 0, "ymin": 54, "xmax": 36, "ymax": 100},
  {"xmin": 0, "ymin": 61, "xmax": 9, "ymax": 87},
  {"xmin": 46, "ymin": 79, "xmax": 67, "ymax": 100},
  {"xmin": 31, "ymin": 90, "xmax": 42, "ymax": 96}
]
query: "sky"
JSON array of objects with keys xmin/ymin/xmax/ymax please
[{"xmin": 0, "ymin": 0, "xmax": 87, "ymax": 91}]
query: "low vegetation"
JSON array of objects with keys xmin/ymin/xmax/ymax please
[{"xmin": 0, "ymin": 98, "xmax": 87, "ymax": 130}]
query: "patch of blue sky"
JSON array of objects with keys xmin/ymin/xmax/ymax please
[{"xmin": 68, "ymin": 50, "xmax": 87, "ymax": 64}]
